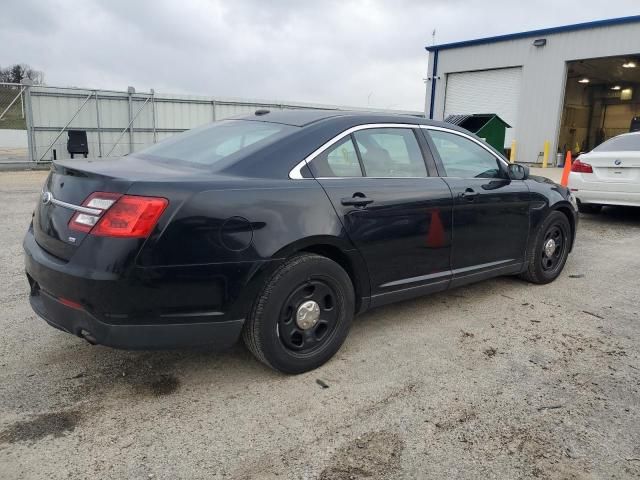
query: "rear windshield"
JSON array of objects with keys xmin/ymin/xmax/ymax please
[
  {"xmin": 135, "ymin": 120, "xmax": 294, "ymax": 166},
  {"xmin": 592, "ymin": 134, "xmax": 640, "ymax": 152}
]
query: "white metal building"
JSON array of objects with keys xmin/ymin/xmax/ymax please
[{"xmin": 425, "ymin": 15, "xmax": 640, "ymax": 164}]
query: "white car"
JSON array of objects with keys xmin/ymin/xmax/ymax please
[{"xmin": 568, "ymin": 131, "xmax": 640, "ymax": 213}]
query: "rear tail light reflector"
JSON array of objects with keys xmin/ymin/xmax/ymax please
[
  {"xmin": 571, "ymin": 159, "xmax": 593, "ymax": 173},
  {"xmin": 68, "ymin": 192, "xmax": 168, "ymax": 238},
  {"xmin": 58, "ymin": 297, "xmax": 84, "ymax": 310}
]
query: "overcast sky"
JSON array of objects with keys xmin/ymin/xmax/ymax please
[{"xmin": 2, "ymin": 1, "xmax": 639, "ymax": 111}]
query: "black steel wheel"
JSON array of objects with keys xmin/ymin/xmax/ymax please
[
  {"xmin": 277, "ymin": 279, "xmax": 339, "ymax": 354},
  {"xmin": 243, "ymin": 253, "xmax": 354, "ymax": 374},
  {"xmin": 540, "ymin": 224, "xmax": 566, "ymax": 273},
  {"xmin": 520, "ymin": 211, "xmax": 572, "ymax": 284}
]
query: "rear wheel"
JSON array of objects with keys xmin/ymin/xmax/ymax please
[
  {"xmin": 577, "ymin": 202, "xmax": 602, "ymax": 214},
  {"xmin": 520, "ymin": 211, "xmax": 572, "ymax": 284},
  {"xmin": 243, "ymin": 253, "xmax": 354, "ymax": 374}
]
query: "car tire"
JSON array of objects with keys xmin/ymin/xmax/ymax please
[
  {"xmin": 520, "ymin": 211, "xmax": 572, "ymax": 285},
  {"xmin": 577, "ymin": 202, "xmax": 602, "ymax": 214},
  {"xmin": 242, "ymin": 253, "xmax": 355, "ymax": 374}
]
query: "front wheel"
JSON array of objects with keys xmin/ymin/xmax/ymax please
[
  {"xmin": 243, "ymin": 253, "xmax": 355, "ymax": 374},
  {"xmin": 520, "ymin": 211, "xmax": 572, "ymax": 284}
]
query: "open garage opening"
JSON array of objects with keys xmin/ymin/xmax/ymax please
[{"xmin": 558, "ymin": 55, "xmax": 640, "ymax": 160}]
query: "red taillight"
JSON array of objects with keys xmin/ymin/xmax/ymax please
[
  {"xmin": 69, "ymin": 192, "xmax": 168, "ymax": 238},
  {"xmin": 93, "ymin": 195, "xmax": 168, "ymax": 237},
  {"xmin": 571, "ymin": 158, "xmax": 593, "ymax": 173}
]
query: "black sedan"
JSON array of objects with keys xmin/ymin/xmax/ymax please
[{"xmin": 24, "ymin": 110, "xmax": 578, "ymax": 373}]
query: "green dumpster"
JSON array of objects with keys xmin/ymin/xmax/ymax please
[{"xmin": 444, "ymin": 114, "xmax": 511, "ymax": 152}]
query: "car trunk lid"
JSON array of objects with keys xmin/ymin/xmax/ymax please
[
  {"xmin": 34, "ymin": 155, "xmax": 228, "ymax": 261},
  {"xmin": 34, "ymin": 162, "xmax": 134, "ymax": 261},
  {"xmin": 579, "ymin": 151, "xmax": 640, "ymax": 188}
]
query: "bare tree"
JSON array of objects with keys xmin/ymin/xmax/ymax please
[{"xmin": 0, "ymin": 64, "xmax": 44, "ymax": 84}]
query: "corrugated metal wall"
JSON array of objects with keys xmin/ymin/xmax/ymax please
[{"xmin": 26, "ymin": 86, "xmax": 421, "ymax": 162}]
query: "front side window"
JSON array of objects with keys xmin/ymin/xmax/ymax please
[
  {"xmin": 428, "ymin": 130, "xmax": 502, "ymax": 178},
  {"xmin": 136, "ymin": 120, "xmax": 294, "ymax": 166},
  {"xmin": 353, "ymin": 128, "xmax": 427, "ymax": 177}
]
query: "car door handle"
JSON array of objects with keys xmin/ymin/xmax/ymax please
[
  {"xmin": 460, "ymin": 188, "xmax": 479, "ymax": 201},
  {"xmin": 341, "ymin": 194, "xmax": 373, "ymax": 207}
]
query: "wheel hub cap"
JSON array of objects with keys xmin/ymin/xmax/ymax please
[
  {"xmin": 296, "ymin": 300, "xmax": 320, "ymax": 330},
  {"xmin": 544, "ymin": 238, "xmax": 556, "ymax": 257}
]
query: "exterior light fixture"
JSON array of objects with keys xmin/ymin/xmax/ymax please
[
  {"xmin": 622, "ymin": 61, "xmax": 636, "ymax": 68},
  {"xmin": 578, "ymin": 78, "xmax": 590, "ymax": 84},
  {"xmin": 611, "ymin": 85, "xmax": 621, "ymax": 90},
  {"xmin": 533, "ymin": 38, "xmax": 547, "ymax": 47}
]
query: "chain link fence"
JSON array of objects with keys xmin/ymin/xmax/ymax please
[{"xmin": 0, "ymin": 83, "xmax": 29, "ymax": 162}]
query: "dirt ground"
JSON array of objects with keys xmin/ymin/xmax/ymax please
[{"xmin": 0, "ymin": 170, "xmax": 638, "ymax": 479}]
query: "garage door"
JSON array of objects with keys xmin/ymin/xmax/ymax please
[{"xmin": 444, "ymin": 67, "xmax": 522, "ymax": 147}]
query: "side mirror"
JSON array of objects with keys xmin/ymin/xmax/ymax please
[{"xmin": 508, "ymin": 163, "xmax": 529, "ymax": 180}]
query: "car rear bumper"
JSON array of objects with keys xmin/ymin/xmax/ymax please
[
  {"xmin": 23, "ymin": 227, "xmax": 256, "ymax": 350},
  {"xmin": 568, "ymin": 172, "xmax": 640, "ymax": 207},
  {"xmin": 29, "ymin": 286, "xmax": 243, "ymax": 349}
]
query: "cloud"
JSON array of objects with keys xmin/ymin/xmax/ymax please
[{"xmin": 2, "ymin": 0, "xmax": 639, "ymax": 110}]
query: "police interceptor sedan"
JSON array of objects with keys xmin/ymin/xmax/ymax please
[{"xmin": 24, "ymin": 110, "xmax": 578, "ymax": 373}]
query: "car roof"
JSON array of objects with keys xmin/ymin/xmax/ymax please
[
  {"xmin": 221, "ymin": 108, "xmax": 508, "ymax": 178},
  {"xmin": 231, "ymin": 109, "xmax": 447, "ymax": 128}
]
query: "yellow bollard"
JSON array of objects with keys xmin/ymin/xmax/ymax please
[
  {"xmin": 542, "ymin": 140, "xmax": 550, "ymax": 168},
  {"xmin": 509, "ymin": 140, "xmax": 516, "ymax": 163}
]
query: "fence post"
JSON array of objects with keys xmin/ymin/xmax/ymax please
[
  {"xmin": 212, "ymin": 100, "xmax": 216, "ymax": 122},
  {"xmin": 151, "ymin": 89, "xmax": 157, "ymax": 144},
  {"xmin": 127, "ymin": 86, "xmax": 135, "ymax": 154},
  {"xmin": 105, "ymin": 96, "xmax": 152, "ymax": 157},
  {"xmin": 95, "ymin": 91, "xmax": 103, "ymax": 157},
  {"xmin": 21, "ymin": 79, "xmax": 36, "ymax": 163}
]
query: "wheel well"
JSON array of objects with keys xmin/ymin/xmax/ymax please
[
  {"xmin": 299, "ymin": 244, "xmax": 364, "ymax": 312},
  {"xmin": 553, "ymin": 205, "xmax": 576, "ymax": 251}
]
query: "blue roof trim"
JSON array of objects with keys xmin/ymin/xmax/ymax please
[{"xmin": 425, "ymin": 15, "xmax": 640, "ymax": 52}]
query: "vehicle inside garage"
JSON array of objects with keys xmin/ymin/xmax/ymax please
[{"xmin": 558, "ymin": 55, "xmax": 640, "ymax": 156}]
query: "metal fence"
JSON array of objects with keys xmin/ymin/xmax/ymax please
[
  {"xmin": 0, "ymin": 83, "xmax": 29, "ymax": 162},
  {"xmin": 0, "ymin": 81, "xmax": 421, "ymax": 163}
]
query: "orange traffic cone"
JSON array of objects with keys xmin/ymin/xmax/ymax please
[
  {"xmin": 426, "ymin": 209, "xmax": 445, "ymax": 248},
  {"xmin": 560, "ymin": 151, "xmax": 572, "ymax": 187}
]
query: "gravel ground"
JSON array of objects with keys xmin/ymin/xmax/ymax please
[{"xmin": 1, "ymin": 170, "xmax": 639, "ymax": 479}]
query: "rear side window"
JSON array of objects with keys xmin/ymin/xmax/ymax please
[
  {"xmin": 353, "ymin": 128, "xmax": 427, "ymax": 177},
  {"xmin": 593, "ymin": 134, "xmax": 640, "ymax": 152},
  {"xmin": 311, "ymin": 137, "xmax": 363, "ymax": 177},
  {"xmin": 136, "ymin": 120, "xmax": 294, "ymax": 166}
]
